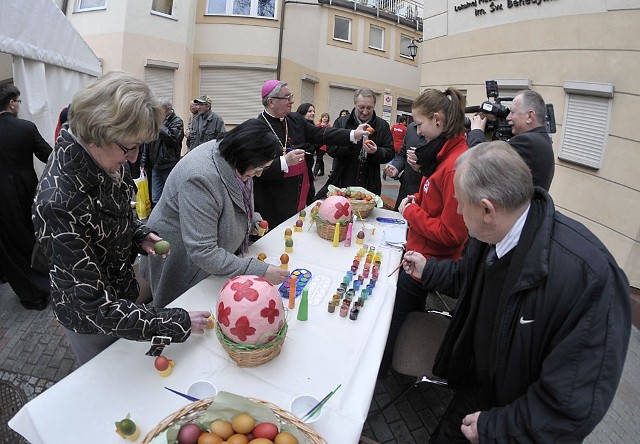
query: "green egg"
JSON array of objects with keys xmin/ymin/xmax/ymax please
[{"xmin": 154, "ymin": 240, "xmax": 170, "ymax": 254}]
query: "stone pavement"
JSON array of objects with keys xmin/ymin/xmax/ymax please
[{"xmin": 1, "ymin": 165, "xmax": 639, "ymax": 443}]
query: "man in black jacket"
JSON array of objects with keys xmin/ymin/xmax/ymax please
[
  {"xmin": 315, "ymin": 88, "xmax": 395, "ymax": 198},
  {"xmin": 402, "ymin": 141, "xmax": 630, "ymax": 443},
  {"xmin": 383, "ymin": 122, "xmax": 428, "ymax": 210},
  {"xmin": 467, "ymin": 90, "xmax": 555, "ymax": 191},
  {"xmin": 141, "ymin": 98, "xmax": 184, "ymax": 206},
  {"xmin": 0, "ymin": 84, "xmax": 52, "ymax": 310}
]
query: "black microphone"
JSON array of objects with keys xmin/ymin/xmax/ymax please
[{"xmin": 465, "ymin": 105, "xmax": 482, "ymax": 113}]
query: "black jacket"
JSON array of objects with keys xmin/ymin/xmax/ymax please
[
  {"xmin": 317, "ymin": 110, "xmax": 394, "ymax": 198},
  {"xmin": 141, "ymin": 111, "xmax": 184, "ymax": 170},
  {"xmin": 33, "ymin": 130, "xmax": 192, "ymax": 341},
  {"xmin": 421, "ymin": 189, "xmax": 630, "ymax": 443},
  {"xmin": 467, "ymin": 126, "xmax": 555, "ymax": 191},
  {"xmin": 388, "ymin": 122, "xmax": 427, "ymax": 210}
]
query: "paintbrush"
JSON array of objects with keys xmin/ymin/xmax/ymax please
[
  {"xmin": 164, "ymin": 386, "xmax": 199, "ymax": 402},
  {"xmin": 301, "ymin": 384, "xmax": 342, "ymax": 421},
  {"xmin": 388, "ymin": 259, "xmax": 406, "ymax": 277}
]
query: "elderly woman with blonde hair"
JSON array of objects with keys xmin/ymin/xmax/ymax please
[{"xmin": 33, "ymin": 71, "xmax": 211, "ymax": 364}]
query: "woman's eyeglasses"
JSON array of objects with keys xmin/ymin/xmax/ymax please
[{"xmin": 115, "ymin": 141, "xmax": 141, "ymax": 155}]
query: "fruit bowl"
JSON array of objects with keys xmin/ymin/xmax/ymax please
[{"xmin": 325, "ymin": 185, "xmax": 381, "ymax": 219}]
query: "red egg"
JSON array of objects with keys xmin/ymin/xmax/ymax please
[
  {"xmin": 177, "ymin": 423, "xmax": 203, "ymax": 444},
  {"xmin": 295, "ymin": 219, "xmax": 303, "ymax": 227},
  {"xmin": 252, "ymin": 422, "xmax": 278, "ymax": 441},
  {"xmin": 154, "ymin": 355, "xmax": 170, "ymax": 371}
]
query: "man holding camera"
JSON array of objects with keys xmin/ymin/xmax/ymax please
[{"xmin": 467, "ymin": 90, "xmax": 555, "ymax": 191}]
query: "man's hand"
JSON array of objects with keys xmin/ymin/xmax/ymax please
[
  {"xmin": 470, "ymin": 114, "xmax": 487, "ymax": 132},
  {"xmin": 461, "ymin": 411, "xmax": 481, "ymax": 444},
  {"xmin": 383, "ymin": 164, "xmax": 399, "ymax": 178},
  {"xmin": 402, "ymin": 250, "xmax": 427, "ymax": 279},
  {"xmin": 363, "ymin": 138, "xmax": 377, "ymax": 154},
  {"xmin": 354, "ymin": 123, "xmax": 372, "ymax": 141},
  {"xmin": 284, "ymin": 148, "xmax": 306, "ymax": 166},
  {"xmin": 406, "ymin": 147, "xmax": 421, "ymax": 172}
]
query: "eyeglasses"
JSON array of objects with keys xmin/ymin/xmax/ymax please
[
  {"xmin": 272, "ymin": 94, "xmax": 294, "ymax": 102},
  {"xmin": 115, "ymin": 141, "xmax": 141, "ymax": 155},
  {"xmin": 252, "ymin": 162, "xmax": 273, "ymax": 172}
]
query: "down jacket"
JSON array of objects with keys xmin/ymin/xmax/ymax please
[
  {"xmin": 420, "ymin": 189, "xmax": 631, "ymax": 443},
  {"xmin": 32, "ymin": 129, "xmax": 191, "ymax": 341}
]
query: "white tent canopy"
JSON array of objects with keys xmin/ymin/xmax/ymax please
[{"xmin": 0, "ymin": 0, "xmax": 101, "ymax": 170}]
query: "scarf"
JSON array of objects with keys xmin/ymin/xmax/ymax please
[
  {"xmin": 235, "ymin": 176, "xmax": 253, "ymax": 255},
  {"xmin": 415, "ymin": 135, "xmax": 446, "ymax": 178}
]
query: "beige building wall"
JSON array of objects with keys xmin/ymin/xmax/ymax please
[{"xmin": 421, "ymin": 1, "xmax": 640, "ymax": 286}]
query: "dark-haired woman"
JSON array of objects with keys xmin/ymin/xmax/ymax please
[{"xmin": 141, "ymin": 118, "xmax": 290, "ymax": 308}]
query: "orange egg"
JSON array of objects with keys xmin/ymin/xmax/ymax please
[
  {"xmin": 248, "ymin": 439, "xmax": 274, "ymax": 444},
  {"xmin": 227, "ymin": 434, "xmax": 250, "ymax": 444},
  {"xmin": 274, "ymin": 432, "xmax": 298, "ymax": 444},
  {"xmin": 198, "ymin": 432, "xmax": 224, "ymax": 444},
  {"xmin": 210, "ymin": 420, "xmax": 234, "ymax": 440},
  {"xmin": 231, "ymin": 413, "xmax": 255, "ymax": 434}
]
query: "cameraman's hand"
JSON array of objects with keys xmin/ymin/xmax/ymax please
[
  {"xmin": 383, "ymin": 164, "xmax": 399, "ymax": 178},
  {"xmin": 470, "ymin": 114, "xmax": 487, "ymax": 131},
  {"xmin": 407, "ymin": 147, "xmax": 421, "ymax": 172}
]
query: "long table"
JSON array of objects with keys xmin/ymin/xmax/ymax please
[{"xmin": 10, "ymin": 205, "xmax": 405, "ymax": 444}]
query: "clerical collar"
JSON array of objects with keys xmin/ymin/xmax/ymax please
[{"xmin": 262, "ymin": 109, "xmax": 286, "ymax": 122}]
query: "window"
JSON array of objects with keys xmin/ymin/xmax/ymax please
[
  {"xmin": 369, "ymin": 25, "xmax": 384, "ymax": 50},
  {"xmin": 206, "ymin": 0, "xmax": 276, "ymax": 18},
  {"xmin": 301, "ymin": 79, "xmax": 316, "ymax": 106},
  {"xmin": 399, "ymin": 35, "xmax": 412, "ymax": 58},
  {"xmin": 333, "ymin": 16, "xmax": 351, "ymax": 42},
  {"xmin": 558, "ymin": 81, "xmax": 614, "ymax": 169},
  {"xmin": 145, "ymin": 67, "xmax": 175, "ymax": 104},
  {"xmin": 152, "ymin": 0, "xmax": 173, "ymax": 16},
  {"xmin": 77, "ymin": 0, "xmax": 106, "ymax": 11}
]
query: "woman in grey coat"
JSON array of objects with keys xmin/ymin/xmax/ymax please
[{"xmin": 141, "ymin": 119, "xmax": 290, "ymax": 308}]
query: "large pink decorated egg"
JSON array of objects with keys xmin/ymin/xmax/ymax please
[
  {"xmin": 217, "ymin": 275, "xmax": 284, "ymax": 345},
  {"xmin": 318, "ymin": 196, "xmax": 352, "ymax": 224}
]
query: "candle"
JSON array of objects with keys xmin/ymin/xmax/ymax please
[
  {"xmin": 332, "ymin": 222, "xmax": 340, "ymax": 247},
  {"xmin": 288, "ymin": 274, "xmax": 297, "ymax": 309},
  {"xmin": 297, "ymin": 288, "xmax": 308, "ymax": 321},
  {"xmin": 344, "ymin": 222, "xmax": 353, "ymax": 247}
]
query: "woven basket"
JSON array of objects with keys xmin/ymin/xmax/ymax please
[
  {"xmin": 349, "ymin": 199, "xmax": 376, "ymax": 219},
  {"xmin": 142, "ymin": 396, "xmax": 326, "ymax": 444},
  {"xmin": 315, "ymin": 217, "xmax": 348, "ymax": 242},
  {"xmin": 215, "ymin": 320, "xmax": 287, "ymax": 368}
]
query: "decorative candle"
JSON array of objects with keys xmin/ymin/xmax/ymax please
[
  {"xmin": 344, "ymin": 222, "xmax": 353, "ymax": 247},
  {"xmin": 288, "ymin": 274, "xmax": 297, "ymax": 309},
  {"xmin": 332, "ymin": 222, "xmax": 340, "ymax": 247},
  {"xmin": 297, "ymin": 288, "xmax": 308, "ymax": 321}
]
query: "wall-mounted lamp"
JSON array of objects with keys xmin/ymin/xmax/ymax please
[{"xmin": 408, "ymin": 38, "xmax": 424, "ymax": 60}]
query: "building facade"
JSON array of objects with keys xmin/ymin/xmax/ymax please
[
  {"xmin": 420, "ymin": 0, "xmax": 639, "ymax": 286},
  {"xmin": 56, "ymin": 0, "xmax": 423, "ymax": 127}
]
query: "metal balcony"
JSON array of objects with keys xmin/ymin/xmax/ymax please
[{"xmin": 318, "ymin": 0, "xmax": 424, "ymax": 31}]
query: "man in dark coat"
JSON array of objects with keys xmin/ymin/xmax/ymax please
[
  {"xmin": 316, "ymin": 88, "xmax": 395, "ymax": 199},
  {"xmin": 140, "ymin": 98, "xmax": 184, "ymax": 206},
  {"xmin": 0, "ymin": 84, "xmax": 52, "ymax": 310},
  {"xmin": 383, "ymin": 122, "xmax": 428, "ymax": 210},
  {"xmin": 253, "ymin": 80, "xmax": 371, "ymax": 228},
  {"xmin": 402, "ymin": 141, "xmax": 630, "ymax": 443},
  {"xmin": 190, "ymin": 95, "xmax": 225, "ymax": 149},
  {"xmin": 467, "ymin": 89, "xmax": 555, "ymax": 191}
]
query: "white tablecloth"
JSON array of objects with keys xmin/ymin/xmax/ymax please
[{"xmin": 10, "ymin": 205, "xmax": 406, "ymax": 444}]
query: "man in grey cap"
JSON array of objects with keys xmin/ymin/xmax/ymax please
[{"xmin": 190, "ymin": 95, "xmax": 225, "ymax": 149}]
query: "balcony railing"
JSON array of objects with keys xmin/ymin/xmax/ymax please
[{"xmin": 318, "ymin": 0, "xmax": 424, "ymax": 31}]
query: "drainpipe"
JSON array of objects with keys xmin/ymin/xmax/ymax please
[
  {"xmin": 276, "ymin": 1, "xmax": 319, "ymax": 79},
  {"xmin": 61, "ymin": 0, "xmax": 69, "ymax": 15}
]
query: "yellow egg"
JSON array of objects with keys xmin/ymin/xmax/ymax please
[
  {"xmin": 274, "ymin": 432, "xmax": 298, "ymax": 444},
  {"xmin": 248, "ymin": 439, "xmax": 274, "ymax": 444},
  {"xmin": 210, "ymin": 420, "xmax": 234, "ymax": 440},
  {"xmin": 227, "ymin": 433, "xmax": 250, "ymax": 444},
  {"xmin": 231, "ymin": 413, "xmax": 255, "ymax": 434}
]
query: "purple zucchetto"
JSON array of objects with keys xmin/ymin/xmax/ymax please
[{"xmin": 261, "ymin": 80, "xmax": 282, "ymax": 98}]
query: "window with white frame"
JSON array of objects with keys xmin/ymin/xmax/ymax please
[
  {"xmin": 369, "ymin": 25, "xmax": 384, "ymax": 50},
  {"xmin": 77, "ymin": 0, "xmax": 106, "ymax": 11},
  {"xmin": 206, "ymin": 0, "xmax": 276, "ymax": 18},
  {"xmin": 152, "ymin": 0, "xmax": 174, "ymax": 16},
  {"xmin": 334, "ymin": 16, "xmax": 351, "ymax": 42},
  {"xmin": 558, "ymin": 81, "xmax": 614, "ymax": 169},
  {"xmin": 399, "ymin": 34, "xmax": 412, "ymax": 58}
]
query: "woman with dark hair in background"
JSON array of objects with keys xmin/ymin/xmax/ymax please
[
  {"xmin": 295, "ymin": 102, "xmax": 320, "ymax": 182},
  {"xmin": 141, "ymin": 118, "xmax": 290, "ymax": 308},
  {"xmin": 379, "ymin": 87, "xmax": 470, "ymax": 378},
  {"xmin": 33, "ymin": 72, "xmax": 212, "ymax": 364},
  {"xmin": 314, "ymin": 112, "xmax": 331, "ymax": 177}
]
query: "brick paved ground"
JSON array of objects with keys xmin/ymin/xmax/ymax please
[{"xmin": 1, "ymin": 164, "xmax": 639, "ymax": 442}]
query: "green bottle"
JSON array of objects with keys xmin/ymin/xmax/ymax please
[{"xmin": 297, "ymin": 288, "xmax": 309, "ymax": 321}]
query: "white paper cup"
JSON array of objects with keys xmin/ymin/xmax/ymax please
[
  {"xmin": 186, "ymin": 380, "xmax": 217, "ymax": 399},
  {"xmin": 290, "ymin": 394, "xmax": 322, "ymax": 423},
  {"xmin": 363, "ymin": 223, "xmax": 376, "ymax": 240}
]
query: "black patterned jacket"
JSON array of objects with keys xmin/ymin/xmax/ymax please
[{"xmin": 32, "ymin": 129, "xmax": 191, "ymax": 341}]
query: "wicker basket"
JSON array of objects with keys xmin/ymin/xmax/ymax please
[
  {"xmin": 215, "ymin": 320, "xmax": 287, "ymax": 368},
  {"xmin": 142, "ymin": 396, "xmax": 326, "ymax": 444},
  {"xmin": 349, "ymin": 199, "xmax": 377, "ymax": 219},
  {"xmin": 315, "ymin": 217, "xmax": 349, "ymax": 242}
]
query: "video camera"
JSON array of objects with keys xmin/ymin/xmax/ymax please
[{"xmin": 464, "ymin": 80, "xmax": 556, "ymax": 141}]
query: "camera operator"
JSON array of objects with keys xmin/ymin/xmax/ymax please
[{"xmin": 467, "ymin": 90, "xmax": 555, "ymax": 191}]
